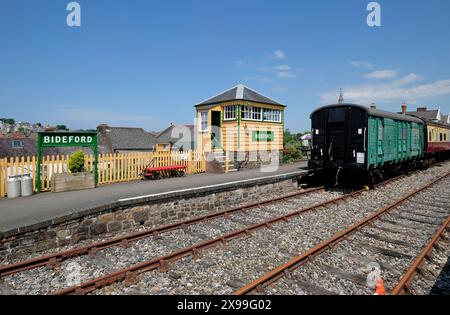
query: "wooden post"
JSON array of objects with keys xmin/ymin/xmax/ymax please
[
  {"xmin": 225, "ymin": 151, "xmax": 229, "ymax": 174},
  {"xmin": 189, "ymin": 150, "xmax": 194, "ymax": 174},
  {"xmin": 36, "ymin": 134, "xmax": 42, "ymax": 192}
]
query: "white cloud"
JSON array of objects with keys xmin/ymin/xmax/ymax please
[
  {"xmin": 267, "ymin": 49, "xmax": 286, "ymax": 60},
  {"xmin": 392, "ymin": 73, "xmax": 423, "ymax": 86},
  {"xmin": 274, "ymin": 65, "xmax": 292, "ymax": 71},
  {"xmin": 350, "ymin": 61, "xmax": 373, "ymax": 68},
  {"xmin": 364, "ymin": 70, "xmax": 399, "ymax": 80},
  {"xmin": 276, "ymin": 71, "xmax": 298, "ymax": 79},
  {"xmin": 321, "ymin": 79, "xmax": 450, "ymax": 105}
]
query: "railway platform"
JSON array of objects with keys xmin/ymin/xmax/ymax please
[{"xmin": 0, "ymin": 161, "xmax": 307, "ymax": 240}]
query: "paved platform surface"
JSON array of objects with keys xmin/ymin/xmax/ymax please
[{"xmin": 0, "ymin": 162, "xmax": 307, "ymax": 233}]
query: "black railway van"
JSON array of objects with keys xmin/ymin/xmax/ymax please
[{"xmin": 308, "ymin": 104, "xmax": 425, "ymax": 183}]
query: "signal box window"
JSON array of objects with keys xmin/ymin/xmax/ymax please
[
  {"xmin": 223, "ymin": 106, "xmax": 236, "ymax": 121},
  {"xmin": 200, "ymin": 112, "xmax": 208, "ymax": 132}
]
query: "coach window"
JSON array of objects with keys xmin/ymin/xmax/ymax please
[
  {"xmin": 328, "ymin": 108, "xmax": 346, "ymax": 123},
  {"xmin": 440, "ymin": 133, "xmax": 443, "ymax": 142}
]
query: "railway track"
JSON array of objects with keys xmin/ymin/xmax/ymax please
[
  {"xmin": 53, "ymin": 166, "xmax": 449, "ymax": 295},
  {"xmin": 392, "ymin": 216, "xmax": 450, "ymax": 295},
  {"xmin": 1, "ymin": 163, "xmax": 449, "ymax": 295},
  {"xmin": 0, "ymin": 187, "xmax": 324, "ymax": 277},
  {"xmin": 233, "ymin": 172, "xmax": 450, "ymax": 295},
  {"xmin": 1, "ymin": 186, "xmax": 344, "ymax": 294}
]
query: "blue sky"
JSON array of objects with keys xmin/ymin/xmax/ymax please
[{"xmin": 1, "ymin": 0, "xmax": 450, "ymax": 132}]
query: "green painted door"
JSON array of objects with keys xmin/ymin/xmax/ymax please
[{"xmin": 211, "ymin": 111, "xmax": 222, "ymax": 149}]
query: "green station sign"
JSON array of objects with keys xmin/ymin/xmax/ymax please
[
  {"xmin": 36, "ymin": 132, "xmax": 99, "ymax": 192},
  {"xmin": 252, "ymin": 131, "xmax": 274, "ymax": 142},
  {"xmin": 41, "ymin": 132, "xmax": 96, "ymax": 147}
]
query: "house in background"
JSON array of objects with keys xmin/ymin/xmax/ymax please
[
  {"xmin": 0, "ymin": 121, "xmax": 11, "ymax": 134},
  {"xmin": 156, "ymin": 123, "xmax": 195, "ymax": 151},
  {"xmin": 0, "ymin": 138, "xmax": 37, "ymax": 159},
  {"xmin": 442, "ymin": 114, "xmax": 450, "ymax": 124},
  {"xmin": 404, "ymin": 107, "xmax": 443, "ymax": 122},
  {"xmin": 97, "ymin": 124, "xmax": 157, "ymax": 154}
]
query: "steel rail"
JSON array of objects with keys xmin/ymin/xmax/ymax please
[
  {"xmin": 52, "ymin": 174, "xmax": 408, "ymax": 295},
  {"xmin": 392, "ymin": 215, "xmax": 450, "ymax": 295},
  {"xmin": 232, "ymin": 171, "xmax": 450, "ymax": 295},
  {"xmin": 0, "ymin": 187, "xmax": 323, "ymax": 277}
]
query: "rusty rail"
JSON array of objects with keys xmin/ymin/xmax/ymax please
[
  {"xmin": 0, "ymin": 187, "xmax": 322, "ymax": 277},
  {"xmin": 232, "ymin": 172, "xmax": 450, "ymax": 295},
  {"xmin": 392, "ymin": 216, "xmax": 450, "ymax": 295},
  {"xmin": 52, "ymin": 174, "xmax": 410, "ymax": 295}
]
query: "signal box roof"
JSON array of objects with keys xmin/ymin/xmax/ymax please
[{"xmin": 196, "ymin": 84, "xmax": 285, "ymax": 107}]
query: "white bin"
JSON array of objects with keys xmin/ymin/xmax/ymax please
[
  {"xmin": 7, "ymin": 176, "xmax": 21, "ymax": 199},
  {"xmin": 21, "ymin": 174, "xmax": 34, "ymax": 197}
]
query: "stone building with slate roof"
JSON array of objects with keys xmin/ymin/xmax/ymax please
[
  {"xmin": 195, "ymin": 84, "xmax": 286, "ymax": 170},
  {"xmin": 97, "ymin": 124, "xmax": 157, "ymax": 153},
  {"xmin": 156, "ymin": 124, "xmax": 195, "ymax": 151},
  {"xmin": 404, "ymin": 107, "xmax": 442, "ymax": 121}
]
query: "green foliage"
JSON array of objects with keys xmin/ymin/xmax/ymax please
[
  {"xmin": 69, "ymin": 151, "xmax": 85, "ymax": 173},
  {"xmin": 56, "ymin": 125, "xmax": 68, "ymax": 131},
  {"xmin": 283, "ymin": 129, "xmax": 304, "ymax": 163},
  {"xmin": 0, "ymin": 118, "xmax": 15, "ymax": 125}
]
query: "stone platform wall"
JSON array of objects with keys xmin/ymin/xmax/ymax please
[{"xmin": 0, "ymin": 174, "xmax": 301, "ymax": 260}]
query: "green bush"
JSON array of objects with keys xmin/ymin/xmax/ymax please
[
  {"xmin": 283, "ymin": 141, "xmax": 303, "ymax": 162},
  {"xmin": 69, "ymin": 151, "xmax": 85, "ymax": 173},
  {"xmin": 283, "ymin": 129, "xmax": 304, "ymax": 163}
]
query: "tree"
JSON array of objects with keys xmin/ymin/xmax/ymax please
[
  {"xmin": 283, "ymin": 129, "xmax": 303, "ymax": 163},
  {"xmin": 0, "ymin": 118, "xmax": 15, "ymax": 125},
  {"xmin": 56, "ymin": 125, "xmax": 69, "ymax": 131}
]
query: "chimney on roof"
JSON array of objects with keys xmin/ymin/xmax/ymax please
[
  {"xmin": 370, "ymin": 102, "xmax": 376, "ymax": 110},
  {"xmin": 97, "ymin": 124, "xmax": 109, "ymax": 134},
  {"xmin": 401, "ymin": 102, "xmax": 407, "ymax": 115},
  {"xmin": 417, "ymin": 107, "xmax": 427, "ymax": 112}
]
